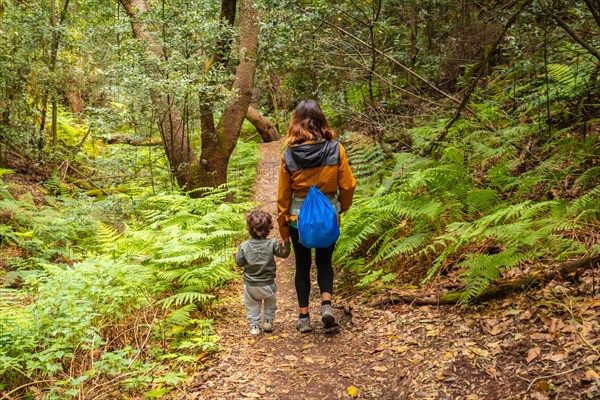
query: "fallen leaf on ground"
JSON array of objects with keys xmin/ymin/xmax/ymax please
[
  {"xmin": 526, "ymin": 347, "xmax": 541, "ymax": 363},
  {"xmin": 240, "ymin": 392, "xmax": 260, "ymax": 398},
  {"xmin": 585, "ymin": 369, "xmax": 600, "ymax": 380},
  {"xmin": 530, "ymin": 332, "xmax": 553, "ymax": 341},
  {"xmin": 519, "ymin": 310, "xmax": 532, "ymax": 320},
  {"xmin": 348, "ymin": 385, "xmax": 359, "ymax": 397},
  {"xmin": 547, "ymin": 352, "xmax": 565, "ymax": 362},
  {"xmin": 397, "ymin": 345, "xmax": 410, "ymax": 353},
  {"xmin": 372, "ymin": 365, "xmax": 388, "ymax": 372}
]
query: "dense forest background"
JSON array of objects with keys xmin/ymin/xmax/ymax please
[{"xmin": 0, "ymin": 0, "xmax": 598, "ymax": 398}]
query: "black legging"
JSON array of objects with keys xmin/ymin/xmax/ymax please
[{"xmin": 290, "ymin": 226, "xmax": 335, "ymax": 308}]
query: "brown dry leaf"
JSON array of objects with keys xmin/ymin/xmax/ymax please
[
  {"xmin": 547, "ymin": 352, "xmax": 566, "ymax": 362},
  {"xmin": 531, "ymin": 380, "xmax": 550, "ymax": 400},
  {"xmin": 303, "ymin": 356, "xmax": 314, "ymax": 364},
  {"xmin": 284, "ymin": 355, "xmax": 298, "ymax": 362},
  {"xmin": 579, "ymin": 300, "xmax": 600, "ymax": 312},
  {"xmin": 470, "ymin": 347, "xmax": 490, "ymax": 358},
  {"xmin": 539, "ymin": 313, "xmax": 552, "ymax": 326},
  {"xmin": 488, "ymin": 325, "xmax": 502, "ymax": 336},
  {"xmin": 585, "ymin": 369, "xmax": 600, "ymax": 380},
  {"xmin": 530, "ymin": 332, "xmax": 553, "ymax": 341},
  {"xmin": 372, "ymin": 365, "xmax": 388, "ymax": 372},
  {"xmin": 443, "ymin": 351, "xmax": 455, "ymax": 361},
  {"xmin": 526, "ymin": 347, "xmax": 541, "ymax": 363},
  {"xmin": 240, "ymin": 392, "xmax": 261, "ymax": 398},
  {"xmin": 519, "ymin": 310, "xmax": 532, "ymax": 320},
  {"xmin": 385, "ymin": 311, "xmax": 396, "ymax": 322},
  {"xmin": 586, "ymin": 355, "xmax": 600, "ymax": 364}
]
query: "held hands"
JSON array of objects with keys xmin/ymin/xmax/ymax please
[{"xmin": 279, "ymin": 237, "xmax": 291, "ymax": 254}]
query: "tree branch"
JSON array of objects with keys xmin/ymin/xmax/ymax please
[
  {"xmin": 583, "ymin": 0, "xmax": 600, "ymax": 29},
  {"xmin": 107, "ymin": 135, "xmax": 163, "ymax": 146},
  {"xmin": 427, "ymin": 0, "xmax": 533, "ymax": 153},
  {"xmin": 371, "ymin": 254, "xmax": 600, "ymax": 307},
  {"xmin": 302, "ymin": 7, "xmax": 468, "ymax": 110},
  {"xmin": 551, "ymin": 12, "xmax": 600, "ymax": 62}
]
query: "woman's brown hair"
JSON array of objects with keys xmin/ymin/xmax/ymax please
[
  {"xmin": 246, "ymin": 210, "xmax": 273, "ymax": 239},
  {"xmin": 286, "ymin": 99, "xmax": 336, "ymax": 146}
]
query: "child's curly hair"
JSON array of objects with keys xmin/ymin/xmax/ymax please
[{"xmin": 246, "ymin": 210, "xmax": 273, "ymax": 238}]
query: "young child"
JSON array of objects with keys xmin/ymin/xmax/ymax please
[{"xmin": 235, "ymin": 210, "xmax": 290, "ymax": 335}]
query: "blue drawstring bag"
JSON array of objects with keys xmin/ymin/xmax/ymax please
[{"xmin": 297, "ymin": 185, "xmax": 340, "ymax": 249}]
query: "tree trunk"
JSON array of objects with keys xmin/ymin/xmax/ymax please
[
  {"xmin": 196, "ymin": 0, "xmax": 259, "ymax": 187},
  {"xmin": 120, "ymin": 0, "xmax": 259, "ymax": 191},
  {"xmin": 120, "ymin": 0, "xmax": 199, "ymax": 191},
  {"xmin": 246, "ymin": 106, "xmax": 279, "ymax": 142}
]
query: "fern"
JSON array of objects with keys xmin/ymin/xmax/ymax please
[
  {"xmin": 160, "ymin": 292, "xmax": 215, "ymax": 309},
  {"xmin": 164, "ymin": 303, "xmax": 196, "ymax": 327},
  {"xmin": 43, "ymin": 173, "xmax": 69, "ymax": 196},
  {"xmin": 369, "ymin": 233, "xmax": 430, "ymax": 266},
  {"xmin": 458, "ymin": 250, "xmax": 531, "ymax": 303}
]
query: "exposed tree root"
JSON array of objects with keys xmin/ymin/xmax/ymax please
[{"xmin": 371, "ymin": 255, "xmax": 600, "ymax": 307}]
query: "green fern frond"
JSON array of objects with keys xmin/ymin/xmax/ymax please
[
  {"xmin": 369, "ymin": 233, "xmax": 429, "ymax": 265},
  {"xmin": 160, "ymin": 291, "xmax": 214, "ymax": 308},
  {"xmin": 164, "ymin": 304, "xmax": 197, "ymax": 327},
  {"xmin": 458, "ymin": 250, "xmax": 531, "ymax": 303},
  {"xmin": 44, "ymin": 173, "xmax": 69, "ymax": 196}
]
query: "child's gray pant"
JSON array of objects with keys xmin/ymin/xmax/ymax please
[{"xmin": 243, "ymin": 283, "xmax": 277, "ymax": 326}]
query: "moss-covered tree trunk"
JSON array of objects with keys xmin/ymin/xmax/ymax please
[{"xmin": 197, "ymin": 0, "xmax": 259, "ymax": 187}]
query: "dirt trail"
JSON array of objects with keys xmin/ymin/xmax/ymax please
[
  {"xmin": 187, "ymin": 141, "xmax": 403, "ymax": 399},
  {"xmin": 187, "ymin": 141, "xmax": 599, "ymax": 400}
]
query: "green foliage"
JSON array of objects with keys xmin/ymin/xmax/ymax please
[
  {"xmin": 227, "ymin": 140, "xmax": 261, "ymax": 201},
  {"xmin": 0, "ymin": 185, "xmax": 253, "ymax": 396},
  {"xmin": 337, "ymin": 54, "xmax": 599, "ymax": 298},
  {"xmin": 343, "ymin": 132, "xmax": 387, "ymax": 193},
  {"xmin": 0, "ymin": 133, "xmax": 259, "ymax": 396},
  {"xmin": 43, "ymin": 173, "xmax": 69, "ymax": 196},
  {"xmin": 0, "ymin": 169, "xmax": 14, "ymax": 201}
]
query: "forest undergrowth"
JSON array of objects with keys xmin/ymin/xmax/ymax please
[
  {"xmin": 334, "ymin": 56, "xmax": 599, "ymax": 305},
  {"xmin": 0, "ymin": 141, "xmax": 260, "ymax": 398}
]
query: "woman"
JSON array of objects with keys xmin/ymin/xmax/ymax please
[{"xmin": 277, "ymin": 99, "xmax": 356, "ymax": 333}]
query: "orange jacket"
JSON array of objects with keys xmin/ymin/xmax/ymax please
[{"xmin": 277, "ymin": 139, "xmax": 356, "ymax": 239}]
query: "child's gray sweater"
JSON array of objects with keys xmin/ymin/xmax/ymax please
[{"xmin": 235, "ymin": 238, "xmax": 290, "ymax": 286}]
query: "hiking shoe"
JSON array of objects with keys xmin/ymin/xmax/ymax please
[
  {"xmin": 263, "ymin": 320, "xmax": 274, "ymax": 333},
  {"xmin": 296, "ymin": 317, "xmax": 312, "ymax": 333},
  {"xmin": 321, "ymin": 304, "xmax": 337, "ymax": 328},
  {"xmin": 250, "ymin": 325, "xmax": 261, "ymax": 335}
]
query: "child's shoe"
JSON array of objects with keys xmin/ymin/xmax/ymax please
[
  {"xmin": 296, "ymin": 316, "xmax": 312, "ymax": 333},
  {"xmin": 250, "ymin": 325, "xmax": 261, "ymax": 335},
  {"xmin": 263, "ymin": 320, "xmax": 274, "ymax": 333}
]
